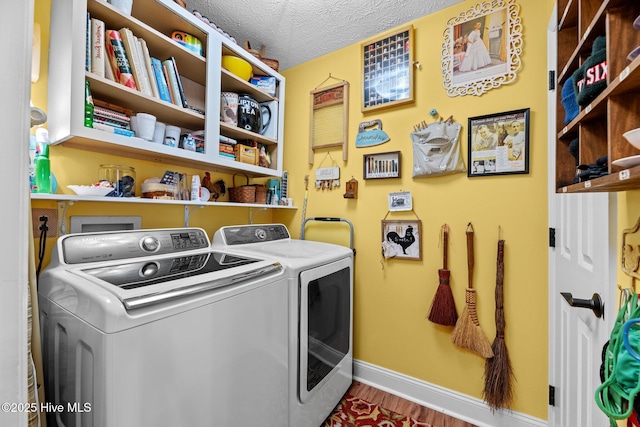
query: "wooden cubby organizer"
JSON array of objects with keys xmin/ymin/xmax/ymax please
[
  {"xmin": 555, "ymin": 0, "xmax": 640, "ymax": 193},
  {"xmin": 47, "ymin": 0, "xmax": 285, "ymax": 180}
]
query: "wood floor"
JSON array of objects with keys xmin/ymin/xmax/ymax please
[{"xmin": 346, "ymin": 381, "xmax": 477, "ymax": 427}]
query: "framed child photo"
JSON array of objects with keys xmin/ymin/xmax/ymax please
[
  {"xmin": 468, "ymin": 108, "xmax": 530, "ymax": 177},
  {"xmin": 441, "ymin": 0, "xmax": 522, "ymax": 97}
]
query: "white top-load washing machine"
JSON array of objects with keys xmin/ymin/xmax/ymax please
[
  {"xmin": 212, "ymin": 224, "xmax": 354, "ymax": 427},
  {"xmin": 38, "ymin": 228, "xmax": 289, "ymax": 427}
]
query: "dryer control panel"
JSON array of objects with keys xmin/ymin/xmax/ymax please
[
  {"xmin": 214, "ymin": 224, "xmax": 290, "ymax": 246},
  {"xmin": 60, "ymin": 228, "xmax": 210, "ymax": 264}
]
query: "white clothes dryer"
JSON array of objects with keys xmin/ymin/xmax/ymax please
[
  {"xmin": 39, "ymin": 228, "xmax": 289, "ymax": 427},
  {"xmin": 212, "ymin": 224, "xmax": 354, "ymax": 427}
]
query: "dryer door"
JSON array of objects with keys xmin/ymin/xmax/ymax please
[{"xmin": 299, "ymin": 256, "xmax": 353, "ymax": 403}]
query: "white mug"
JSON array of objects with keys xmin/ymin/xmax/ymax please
[
  {"xmin": 136, "ymin": 113, "xmax": 156, "ymax": 141},
  {"xmin": 164, "ymin": 125, "xmax": 181, "ymax": 147},
  {"xmin": 152, "ymin": 122, "xmax": 166, "ymax": 144}
]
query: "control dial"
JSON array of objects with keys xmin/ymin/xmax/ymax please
[
  {"xmin": 140, "ymin": 262, "xmax": 159, "ymax": 278},
  {"xmin": 140, "ymin": 236, "xmax": 160, "ymax": 252},
  {"xmin": 255, "ymin": 228, "xmax": 267, "ymax": 241}
]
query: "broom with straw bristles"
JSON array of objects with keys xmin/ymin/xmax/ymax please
[
  {"xmin": 427, "ymin": 224, "xmax": 458, "ymax": 326},
  {"xmin": 451, "ymin": 223, "xmax": 494, "ymax": 358},
  {"xmin": 483, "ymin": 236, "xmax": 515, "ymax": 411}
]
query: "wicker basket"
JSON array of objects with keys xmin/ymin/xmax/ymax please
[
  {"xmin": 254, "ymin": 185, "xmax": 266, "ymax": 204},
  {"xmin": 228, "ymin": 173, "xmax": 256, "ymax": 203}
]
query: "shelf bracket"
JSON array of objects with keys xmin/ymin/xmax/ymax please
[
  {"xmin": 248, "ymin": 207, "xmax": 267, "ymax": 224},
  {"xmin": 184, "ymin": 205, "xmax": 203, "ymax": 227},
  {"xmin": 57, "ymin": 200, "xmax": 73, "ymax": 236}
]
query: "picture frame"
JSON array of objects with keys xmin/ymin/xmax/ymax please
[
  {"xmin": 468, "ymin": 108, "xmax": 530, "ymax": 177},
  {"xmin": 361, "ymin": 25, "xmax": 414, "ymax": 112},
  {"xmin": 441, "ymin": 0, "xmax": 522, "ymax": 97},
  {"xmin": 388, "ymin": 191, "xmax": 412, "ymax": 212},
  {"xmin": 382, "ymin": 219, "xmax": 422, "ymax": 260},
  {"xmin": 363, "ymin": 151, "xmax": 401, "ymax": 179}
]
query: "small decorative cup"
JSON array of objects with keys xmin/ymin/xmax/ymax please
[
  {"xmin": 220, "ymin": 92, "xmax": 239, "ymax": 126},
  {"xmin": 136, "ymin": 113, "xmax": 156, "ymax": 141},
  {"xmin": 164, "ymin": 125, "xmax": 181, "ymax": 147}
]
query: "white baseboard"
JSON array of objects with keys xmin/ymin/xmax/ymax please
[{"xmin": 353, "ymin": 359, "xmax": 547, "ymax": 427}]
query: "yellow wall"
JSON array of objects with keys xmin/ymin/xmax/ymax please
[
  {"xmin": 277, "ymin": 0, "xmax": 553, "ymax": 419},
  {"xmin": 34, "ymin": 0, "xmax": 554, "ymax": 420}
]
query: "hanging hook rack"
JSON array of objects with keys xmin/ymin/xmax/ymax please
[{"xmin": 318, "ymin": 151, "xmax": 337, "ymax": 168}]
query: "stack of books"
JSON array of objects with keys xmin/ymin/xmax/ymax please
[
  {"xmin": 87, "ymin": 14, "xmax": 192, "ymax": 110},
  {"xmin": 219, "ymin": 135, "xmax": 237, "ymax": 160},
  {"xmin": 92, "ymin": 100, "xmax": 134, "ymax": 137}
]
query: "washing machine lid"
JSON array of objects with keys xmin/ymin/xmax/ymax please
[
  {"xmin": 212, "ymin": 224, "xmax": 353, "ymax": 268},
  {"xmin": 72, "ymin": 252, "xmax": 281, "ymax": 309}
]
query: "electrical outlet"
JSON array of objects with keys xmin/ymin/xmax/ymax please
[{"xmin": 31, "ymin": 208, "xmax": 58, "ymax": 238}]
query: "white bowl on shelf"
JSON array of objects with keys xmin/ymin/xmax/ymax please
[
  {"xmin": 624, "ymin": 128, "xmax": 640, "ymax": 150},
  {"xmin": 67, "ymin": 185, "xmax": 114, "ymax": 197}
]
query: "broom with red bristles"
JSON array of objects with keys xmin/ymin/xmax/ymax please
[{"xmin": 427, "ymin": 224, "xmax": 458, "ymax": 326}]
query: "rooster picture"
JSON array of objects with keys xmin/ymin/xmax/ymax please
[
  {"xmin": 386, "ymin": 225, "xmax": 416, "ymax": 255},
  {"xmin": 201, "ymin": 172, "xmax": 226, "ymax": 201}
]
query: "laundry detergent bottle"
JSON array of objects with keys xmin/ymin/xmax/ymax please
[{"xmin": 34, "ymin": 128, "xmax": 51, "ymax": 193}]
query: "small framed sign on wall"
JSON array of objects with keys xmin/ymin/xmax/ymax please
[{"xmin": 363, "ymin": 151, "xmax": 401, "ymax": 179}]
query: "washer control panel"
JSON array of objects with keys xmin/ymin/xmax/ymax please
[
  {"xmin": 61, "ymin": 228, "xmax": 209, "ymax": 265},
  {"xmin": 214, "ymin": 224, "xmax": 290, "ymax": 246}
]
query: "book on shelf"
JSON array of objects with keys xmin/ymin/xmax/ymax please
[
  {"xmin": 93, "ymin": 105, "xmax": 130, "ymax": 122},
  {"xmin": 90, "ymin": 18, "xmax": 105, "ymax": 77},
  {"xmin": 219, "ymin": 152, "xmax": 236, "ymax": 160},
  {"xmin": 104, "ymin": 52, "xmax": 115, "ymax": 81},
  {"xmin": 151, "ymin": 58, "xmax": 172, "ymax": 103},
  {"xmin": 93, "ymin": 99, "xmax": 134, "ymax": 117},
  {"xmin": 134, "ymin": 37, "xmax": 153, "ymax": 96},
  {"xmin": 162, "ymin": 63, "xmax": 177, "ymax": 105},
  {"xmin": 118, "ymin": 28, "xmax": 150, "ymax": 95},
  {"xmin": 162, "ymin": 57, "xmax": 187, "ymax": 108},
  {"xmin": 93, "ymin": 122, "xmax": 135, "ymax": 137},
  {"xmin": 93, "ymin": 117, "xmax": 130, "ymax": 129},
  {"xmin": 138, "ymin": 38, "xmax": 160, "ymax": 99},
  {"xmin": 105, "ymin": 29, "xmax": 136, "ymax": 89}
]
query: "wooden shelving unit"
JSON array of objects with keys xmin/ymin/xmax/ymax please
[
  {"xmin": 48, "ymin": 0, "xmax": 285, "ymax": 178},
  {"xmin": 555, "ymin": 0, "xmax": 640, "ymax": 192}
]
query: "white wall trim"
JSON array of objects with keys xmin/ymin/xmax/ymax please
[{"xmin": 354, "ymin": 359, "xmax": 547, "ymax": 427}]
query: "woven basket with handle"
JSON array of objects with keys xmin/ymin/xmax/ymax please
[{"xmin": 229, "ymin": 173, "xmax": 256, "ymax": 203}]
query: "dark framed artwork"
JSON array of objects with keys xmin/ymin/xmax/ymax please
[
  {"xmin": 381, "ymin": 219, "xmax": 421, "ymax": 260},
  {"xmin": 361, "ymin": 25, "xmax": 414, "ymax": 112},
  {"xmin": 468, "ymin": 108, "xmax": 530, "ymax": 177},
  {"xmin": 363, "ymin": 151, "xmax": 401, "ymax": 179}
]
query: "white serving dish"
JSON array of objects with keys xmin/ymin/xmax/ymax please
[
  {"xmin": 613, "ymin": 155, "xmax": 640, "ymax": 169},
  {"xmin": 67, "ymin": 185, "xmax": 113, "ymax": 197},
  {"xmin": 623, "ymin": 128, "xmax": 640, "ymax": 150}
]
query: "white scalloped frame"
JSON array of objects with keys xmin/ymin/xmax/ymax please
[{"xmin": 441, "ymin": 0, "xmax": 523, "ymax": 97}]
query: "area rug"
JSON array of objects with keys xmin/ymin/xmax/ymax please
[{"xmin": 322, "ymin": 394, "xmax": 432, "ymax": 427}]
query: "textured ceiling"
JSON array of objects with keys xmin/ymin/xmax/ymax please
[{"xmin": 187, "ymin": 0, "xmax": 463, "ymax": 71}]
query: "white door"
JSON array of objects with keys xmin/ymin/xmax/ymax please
[{"xmin": 548, "ymin": 8, "xmax": 617, "ymax": 426}]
